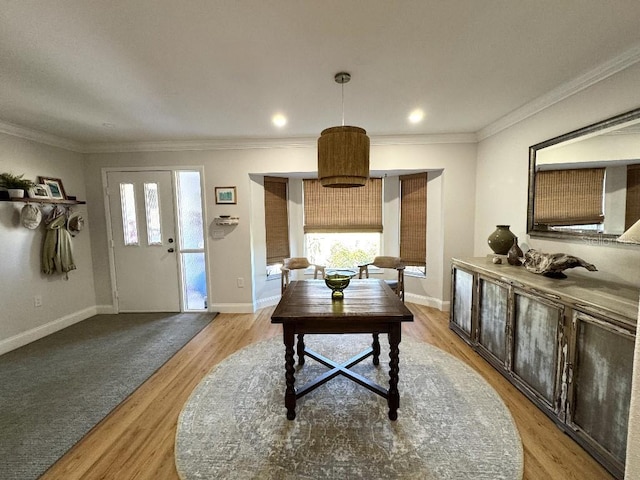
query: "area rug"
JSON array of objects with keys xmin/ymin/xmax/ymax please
[
  {"xmin": 176, "ymin": 334, "xmax": 523, "ymax": 480},
  {"xmin": 0, "ymin": 312, "xmax": 215, "ymax": 480}
]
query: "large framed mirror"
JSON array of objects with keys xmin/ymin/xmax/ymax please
[{"xmin": 527, "ymin": 107, "xmax": 640, "ymax": 241}]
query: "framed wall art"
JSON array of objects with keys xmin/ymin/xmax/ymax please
[
  {"xmin": 38, "ymin": 177, "xmax": 66, "ymax": 200},
  {"xmin": 215, "ymin": 186, "xmax": 237, "ymax": 204},
  {"xmin": 28, "ymin": 184, "xmax": 51, "ymax": 199}
]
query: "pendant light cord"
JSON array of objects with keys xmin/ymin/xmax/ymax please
[{"xmin": 341, "ymin": 82, "xmax": 345, "ymax": 127}]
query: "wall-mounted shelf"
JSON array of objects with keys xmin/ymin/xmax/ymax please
[
  {"xmin": 214, "ymin": 216, "xmax": 239, "ymax": 225},
  {"xmin": 1, "ymin": 197, "xmax": 86, "ymax": 206}
]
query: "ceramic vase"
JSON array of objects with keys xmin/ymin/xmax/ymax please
[
  {"xmin": 507, "ymin": 237, "xmax": 524, "ymax": 266},
  {"xmin": 487, "ymin": 225, "xmax": 516, "ymax": 255}
]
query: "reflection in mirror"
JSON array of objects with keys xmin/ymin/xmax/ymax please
[{"xmin": 527, "ymin": 108, "xmax": 640, "ymax": 240}]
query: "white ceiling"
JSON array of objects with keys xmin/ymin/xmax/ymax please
[{"xmin": 1, "ymin": 1, "xmax": 640, "ymax": 147}]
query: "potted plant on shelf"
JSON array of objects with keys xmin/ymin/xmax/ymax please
[{"xmin": 0, "ymin": 172, "xmax": 36, "ymax": 199}]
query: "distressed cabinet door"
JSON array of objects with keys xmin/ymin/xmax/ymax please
[
  {"xmin": 450, "ymin": 267, "xmax": 474, "ymax": 343},
  {"xmin": 477, "ymin": 276, "xmax": 509, "ymax": 368},
  {"xmin": 511, "ymin": 290, "xmax": 564, "ymax": 413},
  {"xmin": 567, "ymin": 311, "xmax": 634, "ymax": 478}
]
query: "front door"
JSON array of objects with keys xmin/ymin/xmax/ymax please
[{"xmin": 107, "ymin": 170, "xmax": 181, "ymax": 312}]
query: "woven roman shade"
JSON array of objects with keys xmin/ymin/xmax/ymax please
[
  {"xmin": 303, "ymin": 177, "xmax": 382, "ymax": 233},
  {"xmin": 264, "ymin": 176, "xmax": 290, "ymax": 265},
  {"xmin": 400, "ymin": 173, "xmax": 427, "ymax": 267},
  {"xmin": 626, "ymin": 164, "xmax": 640, "ymax": 230},
  {"xmin": 534, "ymin": 168, "xmax": 605, "ymax": 225}
]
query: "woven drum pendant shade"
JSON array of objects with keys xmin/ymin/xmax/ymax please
[{"xmin": 317, "ymin": 125, "xmax": 370, "ymax": 188}]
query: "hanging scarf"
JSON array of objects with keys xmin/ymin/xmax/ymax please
[{"xmin": 42, "ymin": 206, "xmax": 76, "ymax": 277}]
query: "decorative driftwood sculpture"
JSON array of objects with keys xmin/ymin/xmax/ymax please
[{"xmin": 523, "ymin": 249, "xmax": 597, "ymax": 278}]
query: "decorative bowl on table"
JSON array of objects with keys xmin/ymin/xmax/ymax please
[{"xmin": 324, "ymin": 273, "xmax": 351, "ymax": 300}]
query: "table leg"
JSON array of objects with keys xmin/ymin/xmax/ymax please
[
  {"xmin": 372, "ymin": 333, "xmax": 380, "ymax": 366},
  {"xmin": 387, "ymin": 325, "xmax": 401, "ymax": 421},
  {"xmin": 297, "ymin": 333, "xmax": 305, "ymax": 366},
  {"xmin": 284, "ymin": 328, "xmax": 296, "ymax": 420}
]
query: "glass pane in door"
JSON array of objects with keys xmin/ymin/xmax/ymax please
[
  {"xmin": 182, "ymin": 252, "xmax": 206, "ymax": 310},
  {"xmin": 119, "ymin": 183, "xmax": 139, "ymax": 246},
  {"xmin": 144, "ymin": 183, "xmax": 162, "ymax": 245},
  {"xmin": 177, "ymin": 171, "xmax": 204, "ymax": 250}
]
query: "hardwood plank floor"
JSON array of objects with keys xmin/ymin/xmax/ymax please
[{"xmin": 41, "ymin": 304, "xmax": 614, "ymax": 480}]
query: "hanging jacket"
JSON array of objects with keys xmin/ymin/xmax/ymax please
[{"xmin": 42, "ymin": 207, "xmax": 76, "ymax": 276}]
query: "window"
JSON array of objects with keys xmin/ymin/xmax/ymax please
[
  {"xmin": 176, "ymin": 171, "xmax": 206, "ymax": 311},
  {"xmin": 144, "ymin": 183, "xmax": 162, "ymax": 245},
  {"xmin": 264, "ymin": 177, "xmax": 290, "ymax": 276},
  {"xmin": 625, "ymin": 164, "xmax": 640, "ymax": 230},
  {"xmin": 534, "ymin": 168, "xmax": 605, "ymax": 227},
  {"xmin": 400, "ymin": 173, "xmax": 427, "ymax": 276},
  {"xmin": 119, "ymin": 183, "xmax": 139, "ymax": 246},
  {"xmin": 303, "ymin": 178, "xmax": 382, "ymax": 269}
]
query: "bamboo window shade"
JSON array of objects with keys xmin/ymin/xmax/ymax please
[
  {"xmin": 400, "ymin": 173, "xmax": 427, "ymax": 266},
  {"xmin": 625, "ymin": 164, "xmax": 640, "ymax": 230},
  {"xmin": 303, "ymin": 178, "xmax": 382, "ymax": 233},
  {"xmin": 264, "ymin": 177, "xmax": 290, "ymax": 265},
  {"xmin": 534, "ymin": 168, "xmax": 605, "ymax": 225}
]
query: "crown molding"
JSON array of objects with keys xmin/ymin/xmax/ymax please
[
  {"xmin": 82, "ymin": 137, "xmax": 317, "ymax": 153},
  {"xmin": 83, "ymin": 132, "xmax": 478, "ymax": 154},
  {"xmin": 477, "ymin": 42, "xmax": 640, "ymax": 141},
  {"xmin": 0, "ymin": 120, "xmax": 84, "ymax": 152}
]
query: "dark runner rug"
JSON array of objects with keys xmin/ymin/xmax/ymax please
[{"xmin": 0, "ymin": 312, "xmax": 215, "ymax": 480}]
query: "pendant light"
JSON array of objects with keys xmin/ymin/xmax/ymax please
[{"xmin": 317, "ymin": 72, "xmax": 370, "ymax": 188}]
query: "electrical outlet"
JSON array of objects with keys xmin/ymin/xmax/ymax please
[
  {"xmin": 34, "ymin": 295, "xmax": 42, "ymax": 307},
  {"xmin": 237, "ymin": 277, "xmax": 244, "ymax": 288}
]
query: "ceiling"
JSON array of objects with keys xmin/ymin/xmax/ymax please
[{"xmin": 1, "ymin": 1, "xmax": 640, "ymax": 147}]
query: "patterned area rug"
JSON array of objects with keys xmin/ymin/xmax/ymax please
[{"xmin": 176, "ymin": 334, "xmax": 523, "ymax": 480}]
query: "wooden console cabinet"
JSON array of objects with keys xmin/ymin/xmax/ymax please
[{"xmin": 450, "ymin": 257, "xmax": 638, "ymax": 479}]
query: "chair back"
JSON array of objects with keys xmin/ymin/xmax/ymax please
[
  {"xmin": 281, "ymin": 257, "xmax": 326, "ymax": 293},
  {"xmin": 358, "ymin": 256, "xmax": 405, "ymax": 301}
]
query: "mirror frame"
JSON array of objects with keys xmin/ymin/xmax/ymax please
[{"xmin": 527, "ymin": 107, "xmax": 640, "ymax": 241}]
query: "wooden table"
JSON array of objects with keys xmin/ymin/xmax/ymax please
[{"xmin": 271, "ymin": 279, "xmax": 414, "ymax": 420}]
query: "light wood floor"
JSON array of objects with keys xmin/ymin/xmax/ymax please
[{"xmin": 41, "ymin": 304, "xmax": 615, "ymax": 480}]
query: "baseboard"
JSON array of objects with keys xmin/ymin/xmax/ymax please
[
  {"xmin": 209, "ymin": 303, "xmax": 255, "ymax": 313},
  {"xmin": 404, "ymin": 293, "xmax": 450, "ymax": 312},
  {"xmin": 0, "ymin": 306, "xmax": 98, "ymax": 355},
  {"xmin": 256, "ymin": 295, "xmax": 281, "ymax": 310},
  {"xmin": 96, "ymin": 304, "xmax": 117, "ymax": 314}
]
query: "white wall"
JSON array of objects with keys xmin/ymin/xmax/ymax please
[
  {"xmin": 475, "ymin": 61, "xmax": 640, "ymax": 479},
  {"xmin": 85, "ymin": 141, "xmax": 476, "ymax": 313},
  {"xmin": 0, "ymin": 133, "xmax": 96, "ymax": 353},
  {"xmin": 475, "ymin": 62, "xmax": 640, "ymax": 286}
]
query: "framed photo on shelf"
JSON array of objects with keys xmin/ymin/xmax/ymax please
[
  {"xmin": 215, "ymin": 186, "xmax": 237, "ymax": 204},
  {"xmin": 38, "ymin": 177, "xmax": 66, "ymax": 200},
  {"xmin": 28, "ymin": 184, "xmax": 51, "ymax": 199}
]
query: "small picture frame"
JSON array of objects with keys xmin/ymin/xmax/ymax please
[
  {"xmin": 28, "ymin": 184, "xmax": 51, "ymax": 199},
  {"xmin": 38, "ymin": 177, "xmax": 66, "ymax": 200},
  {"xmin": 215, "ymin": 186, "xmax": 237, "ymax": 204}
]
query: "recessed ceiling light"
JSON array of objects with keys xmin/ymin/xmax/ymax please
[
  {"xmin": 272, "ymin": 114, "xmax": 287, "ymax": 128},
  {"xmin": 408, "ymin": 109, "xmax": 424, "ymax": 124}
]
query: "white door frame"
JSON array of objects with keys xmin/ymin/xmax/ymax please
[{"xmin": 101, "ymin": 166, "xmax": 209, "ymax": 313}]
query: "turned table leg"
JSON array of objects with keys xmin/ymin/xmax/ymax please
[
  {"xmin": 284, "ymin": 328, "xmax": 296, "ymax": 420},
  {"xmin": 387, "ymin": 325, "xmax": 401, "ymax": 420},
  {"xmin": 296, "ymin": 333, "xmax": 305, "ymax": 366},
  {"xmin": 372, "ymin": 333, "xmax": 380, "ymax": 366}
]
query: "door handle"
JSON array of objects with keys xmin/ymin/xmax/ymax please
[{"xmin": 168, "ymin": 248, "xmax": 175, "ymax": 253}]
